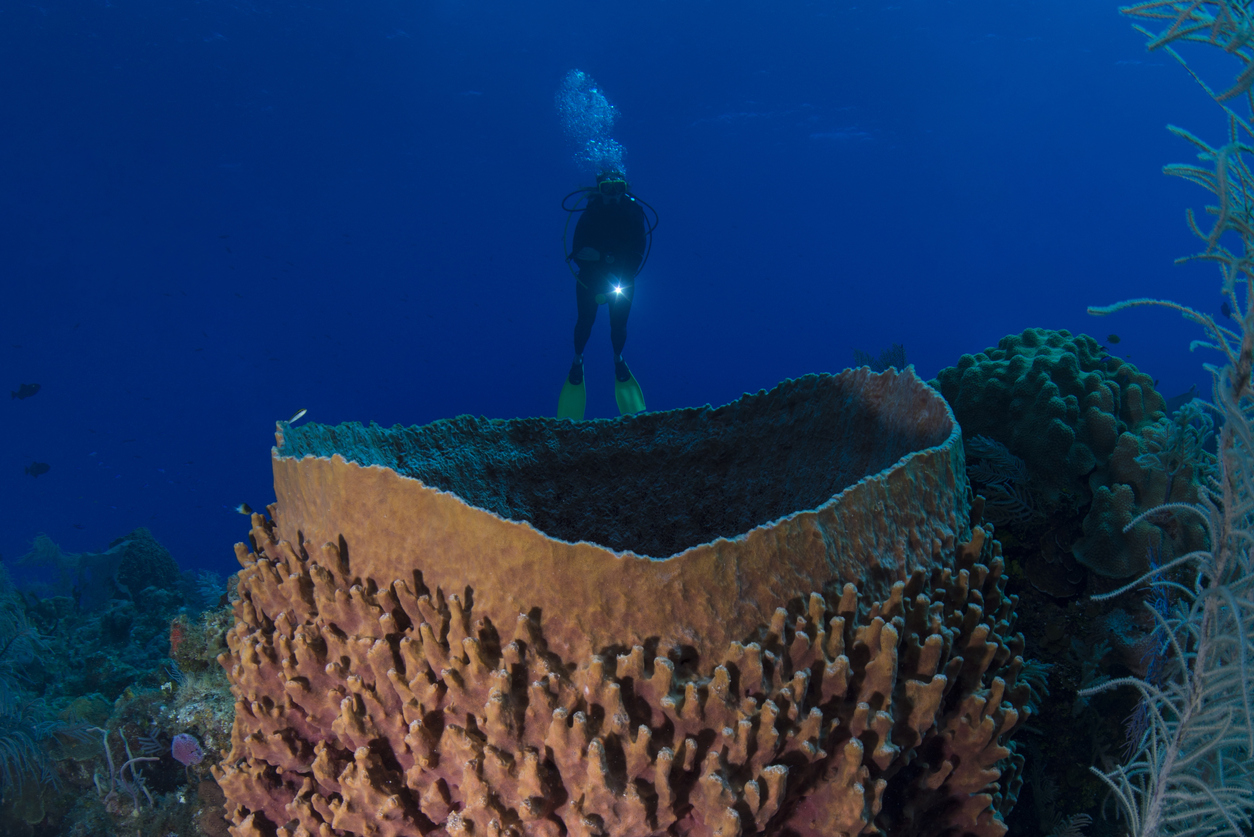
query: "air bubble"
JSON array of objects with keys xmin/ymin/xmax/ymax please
[{"xmin": 556, "ymin": 69, "xmax": 626, "ymax": 175}]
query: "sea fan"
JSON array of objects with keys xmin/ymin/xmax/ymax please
[
  {"xmin": 965, "ymin": 435, "xmax": 1042, "ymax": 525},
  {"xmin": 0, "ymin": 698, "xmax": 61, "ymax": 797},
  {"xmin": 179, "ymin": 568, "xmax": 226, "ymax": 612},
  {"xmin": 0, "ymin": 600, "xmax": 45, "ymax": 716},
  {"xmin": 1017, "ymin": 658, "xmax": 1054, "ymax": 717},
  {"xmin": 1046, "ymin": 813, "xmax": 1093, "ymax": 837}
]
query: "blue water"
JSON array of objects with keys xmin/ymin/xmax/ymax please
[{"xmin": 0, "ymin": 0, "xmax": 1232, "ymax": 578}]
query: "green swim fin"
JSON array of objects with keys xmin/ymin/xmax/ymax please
[
  {"xmin": 614, "ymin": 372, "xmax": 646, "ymax": 416},
  {"xmin": 558, "ymin": 378, "xmax": 586, "ymax": 420}
]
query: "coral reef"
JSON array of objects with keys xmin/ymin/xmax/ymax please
[
  {"xmin": 168, "ymin": 603, "xmax": 237, "ymax": 762},
  {"xmin": 214, "ymin": 369, "xmax": 1032, "ymax": 836},
  {"xmin": 0, "ymin": 527, "xmax": 236, "ymax": 837},
  {"xmin": 18, "ymin": 527, "xmax": 183, "ymax": 612},
  {"xmin": 931, "ymin": 327, "xmax": 1210, "ymax": 580},
  {"xmin": 15, "ymin": 529, "xmax": 190, "ymax": 701}
]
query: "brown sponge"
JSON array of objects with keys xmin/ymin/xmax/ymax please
[{"xmin": 213, "ymin": 370, "xmax": 1028, "ymax": 836}]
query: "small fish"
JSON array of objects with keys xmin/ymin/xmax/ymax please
[
  {"xmin": 10, "ymin": 383, "xmax": 40, "ymax": 400},
  {"xmin": 235, "ymin": 503, "xmax": 253, "ymax": 515},
  {"xmin": 1107, "ymin": 334, "xmax": 1121, "ymax": 345},
  {"xmin": 25, "ymin": 462, "xmax": 50, "ymax": 477},
  {"xmin": 1222, "ymin": 300, "xmax": 1234, "ymax": 319},
  {"xmin": 72, "ymin": 524, "xmax": 85, "ymax": 530},
  {"xmin": 288, "ymin": 408, "xmax": 307, "ymax": 423}
]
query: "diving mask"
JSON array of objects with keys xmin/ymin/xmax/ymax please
[{"xmin": 597, "ymin": 177, "xmax": 628, "ymax": 199}]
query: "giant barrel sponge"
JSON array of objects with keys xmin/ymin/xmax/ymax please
[{"xmin": 214, "ymin": 369, "xmax": 1030, "ymax": 837}]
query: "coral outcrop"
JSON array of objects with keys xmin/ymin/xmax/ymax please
[
  {"xmin": 214, "ymin": 370, "xmax": 1030, "ymax": 836},
  {"xmin": 931, "ymin": 328, "xmax": 1194, "ymax": 579},
  {"xmin": 932, "ymin": 328, "xmax": 1164, "ymax": 505},
  {"xmin": 1072, "ymin": 407, "xmax": 1211, "ymax": 579}
]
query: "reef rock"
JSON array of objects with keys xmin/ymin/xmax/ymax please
[{"xmin": 214, "ymin": 370, "xmax": 1030, "ymax": 837}]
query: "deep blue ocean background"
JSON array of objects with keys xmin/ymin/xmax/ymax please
[{"xmin": 0, "ymin": 0, "xmax": 1236, "ymax": 578}]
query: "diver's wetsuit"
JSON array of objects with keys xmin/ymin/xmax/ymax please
[{"xmin": 570, "ymin": 193, "xmax": 649, "ymax": 356}]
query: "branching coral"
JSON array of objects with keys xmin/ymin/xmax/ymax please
[{"xmin": 90, "ymin": 726, "xmax": 159, "ymax": 811}]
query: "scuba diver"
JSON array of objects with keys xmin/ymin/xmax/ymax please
[{"xmin": 557, "ymin": 170, "xmax": 657, "ymax": 419}]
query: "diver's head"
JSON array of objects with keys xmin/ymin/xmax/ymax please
[{"xmin": 596, "ymin": 170, "xmax": 629, "ymax": 202}]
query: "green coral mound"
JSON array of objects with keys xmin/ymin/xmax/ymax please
[
  {"xmin": 933, "ymin": 328, "xmax": 1164, "ymax": 498},
  {"xmin": 932, "ymin": 327, "xmax": 1198, "ymax": 579}
]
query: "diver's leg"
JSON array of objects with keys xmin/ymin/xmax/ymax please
[
  {"xmin": 607, "ymin": 287, "xmax": 644, "ymax": 413},
  {"xmin": 608, "ymin": 288, "xmax": 632, "ymax": 359},
  {"xmin": 568, "ymin": 276, "xmax": 600, "ymax": 385},
  {"xmin": 573, "ymin": 277, "xmax": 598, "ymax": 355}
]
